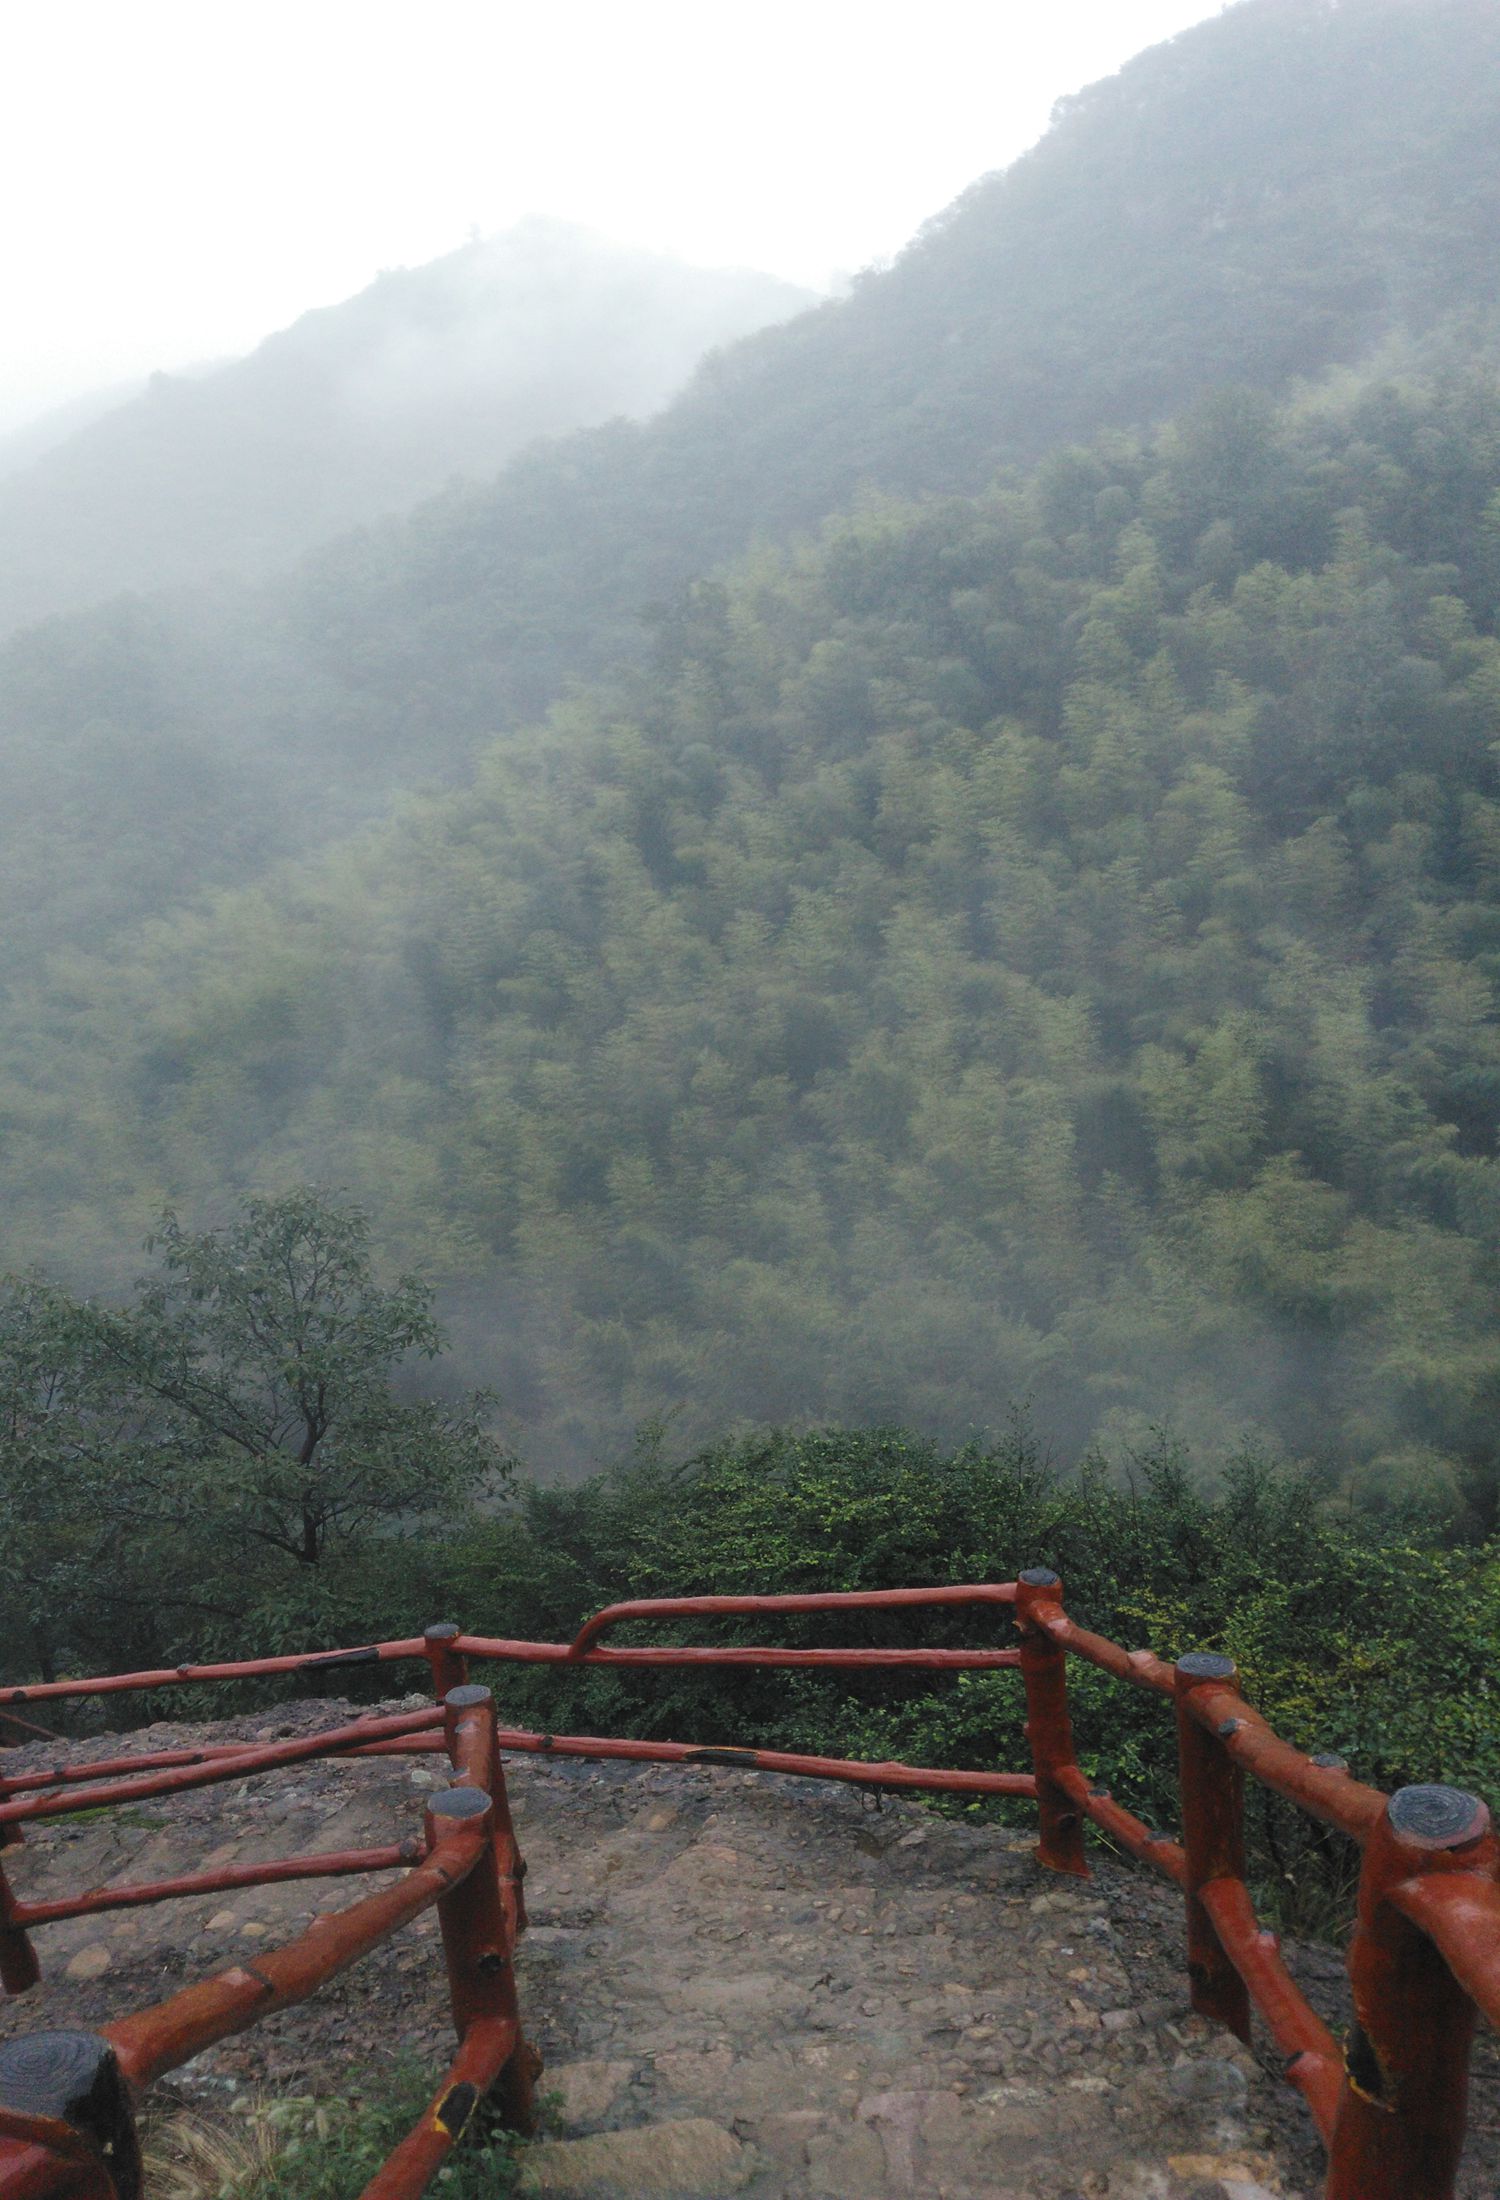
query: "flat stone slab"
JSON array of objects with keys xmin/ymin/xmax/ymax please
[
  {"xmin": 548, "ymin": 2060, "xmax": 637, "ymax": 2128},
  {"xmin": 521, "ymin": 2118, "xmax": 757, "ymax": 2195}
]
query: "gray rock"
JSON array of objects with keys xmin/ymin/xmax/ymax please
[
  {"xmin": 1168, "ymin": 2056, "xmax": 1251, "ymax": 2105},
  {"xmin": 520, "ymin": 2119, "xmax": 756, "ymax": 2195}
]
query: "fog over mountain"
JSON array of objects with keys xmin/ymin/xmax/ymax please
[
  {"xmin": 230, "ymin": 0, "xmax": 1500, "ymax": 745},
  {"xmin": 0, "ymin": 219, "xmax": 814, "ymax": 635},
  {"xmin": 0, "ymin": 378, "xmax": 155, "ymax": 480},
  {"xmin": 4, "ymin": 0, "xmax": 1500, "ymax": 1507}
]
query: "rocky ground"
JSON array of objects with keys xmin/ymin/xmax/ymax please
[{"xmin": 3, "ymin": 1699, "xmax": 1499, "ymax": 2199}]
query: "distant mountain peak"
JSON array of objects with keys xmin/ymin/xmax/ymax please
[{"xmin": 0, "ymin": 223, "xmax": 817, "ymax": 635}]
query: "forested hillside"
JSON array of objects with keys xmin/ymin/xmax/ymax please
[
  {"xmin": 20, "ymin": 362, "xmax": 1500, "ymax": 1507},
  {"xmin": 2, "ymin": 0, "xmax": 1496, "ymax": 997},
  {"xmin": 262, "ymin": 0, "xmax": 1500, "ymax": 728},
  {"xmin": 3, "ymin": 0, "xmax": 1500, "ymax": 1511},
  {"xmin": 0, "ymin": 220, "xmax": 812, "ymax": 635}
]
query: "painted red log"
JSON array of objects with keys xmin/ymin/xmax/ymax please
[
  {"xmin": 564, "ymin": 1582, "xmax": 1018, "ymax": 1658},
  {"xmin": 0, "ymin": 1716, "xmax": 61, "ymax": 1745},
  {"xmin": 1175, "ymin": 1670, "xmax": 1385, "ymax": 1843},
  {"xmin": 1326, "ymin": 1783, "xmax": 1496, "ymax": 2200},
  {"xmin": 425, "ymin": 1781, "xmax": 539, "ymax": 2135},
  {"xmin": 6, "ymin": 1734, "xmax": 447, "ymax": 1805},
  {"xmin": 1035, "ymin": 1612, "xmax": 1176, "ymax": 1696},
  {"xmin": 0, "ymin": 1640, "xmax": 426, "ymax": 1708},
  {"xmin": 466, "ymin": 1637, "xmax": 1023, "ymax": 1670},
  {"xmin": 14, "ymin": 1842, "xmax": 421, "ymax": 1929},
  {"xmin": 442, "ymin": 1689, "xmax": 495, "ymax": 1796},
  {"xmin": 350, "ymin": 1735, "xmax": 448, "ymax": 1757},
  {"xmin": 104, "ymin": 1810, "xmax": 487, "ymax": 2089},
  {"xmin": 1015, "ymin": 1570, "xmax": 1088, "ymax": 1878},
  {"xmin": 1055, "ymin": 1765, "xmax": 1187, "ymax": 1886},
  {"xmin": 423, "ymin": 1623, "xmax": 468, "ymax": 1701},
  {"xmin": 0, "ymin": 1859, "xmax": 39, "ymax": 1997},
  {"xmin": 445, "ymin": 1689, "xmax": 528, "ymax": 1935},
  {"xmin": 0, "ymin": 2030, "xmax": 140, "ymax": 2199},
  {"xmin": 0, "ymin": 1707, "xmax": 441, "ymax": 1830},
  {"xmin": 1174, "ymin": 1652, "xmax": 1251, "ymax": 2042},
  {"xmin": 2, "ymin": 1741, "xmax": 259, "ymax": 1796},
  {"xmin": 487, "ymin": 1724, "xmax": 1037, "ymax": 1800},
  {"xmin": 1390, "ymin": 1864, "xmax": 1500, "ymax": 2033},
  {"xmin": 0, "ymin": 2142, "xmax": 110, "ymax": 2199},
  {"xmin": 354, "ymin": 2014, "xmax": 517, "ymax": 2200},
  {"xmin": 1197, "ymin": 1876, "xmax": 1341, "ymax": 2141}
]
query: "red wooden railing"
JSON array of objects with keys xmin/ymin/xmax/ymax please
[{"xmin": 0, "ymin": 1572, "xmax": 1494, "ymax": 2197}]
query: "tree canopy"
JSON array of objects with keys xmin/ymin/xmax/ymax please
[
  {"xmin": 7, "ymin": 361, "xmax": 1499, "ymax": 1513},
  {"xmin": 2, "ymin": 3, "xmax": 1500, "ymax": 1517},
  {"xmin": 0, "ymin": 1193, "xmax": 508, "ymax": 1680}
]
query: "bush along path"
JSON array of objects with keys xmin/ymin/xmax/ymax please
[{"xmin": 5, "ymin": 1699, "xmax": 1500, "ymax": 2197}]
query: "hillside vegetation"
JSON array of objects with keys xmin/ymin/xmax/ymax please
[
  {"xmin": 3, "ymin": 0, "xmax": 1498, "ymax": 992},
  {"xmin": 13, "ymin": 360, "xmax": 1500, "ymax": 1505},
  {"xmin": 8, "ymin": 1243, "xmax": 1499, "ymax": 1932},
  {"xmin": 1, "ymin": 0, "xmax": 1499, "ymax": 1517}
]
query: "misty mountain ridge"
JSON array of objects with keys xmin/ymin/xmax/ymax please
[
  {"xmin": 264, "ymin": 0, "xmax": 1500, "ymax": 744},
  {"xmin": 0, "ymin": 219, "xmax": 815, "ymax": 634},
  {"xmin": 0, "ymin": 376, "xmax": 157, "ymax": 479},
  {"xmin": 5, "ymin": 0, "xmax": 1495, "ymax": 981},
  {"xmin": 4, "ymin": 0, "xmax": 1500, "ymax": 1502}
]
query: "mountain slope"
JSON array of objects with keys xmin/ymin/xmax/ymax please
[
  {"xmin": 7, "ymin": 0, "xmax": 1498, "ymax": 881},
  {"xmin": 0, "ymin": 220, "xmax": 813, "ymax": 635},
  {"xmin": 242, "ymin": 0, "xmax": 1500, "ymax": 757},
  {"xmin": 6, "ymin": 0, "xmax": 1500, "ymax": 1498},
  {"xmin": 27, "ymin": 361, "xmax": 1500, "ymax": 1500},
  {"xmin": 0, "ymin": 377, "xmax": 152, "ymax": 480}
]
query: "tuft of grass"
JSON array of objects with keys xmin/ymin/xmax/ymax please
[
  {"xmin": 141, "ymin": 2105, "xmax": 281, "ymax": 2199},
  {"xmin": 143, "ymin": 2066, "xmax": 524, "ymax": 2200}
]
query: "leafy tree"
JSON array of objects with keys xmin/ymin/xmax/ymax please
[
  {"xmin": 79, "ymin": 1193, "xmax": 508, "ymax": 1571},
  {"xmin": 0, "ymin": 1276, "xmax": 141, "ymax": 1683},
  {"xmin": 0, "ymin": 1194, "xmax": 508, "ymax": 1680}
]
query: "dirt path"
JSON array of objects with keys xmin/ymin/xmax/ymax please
[{"xmin": 3, "ymin": 1699, "xmax": 1498, "ymax": 2199}]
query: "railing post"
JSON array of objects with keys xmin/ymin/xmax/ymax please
[
  {"xmin": 0, "ymin": 2028, "xmax": 141, "ymax": 2196},
  {"xmin": 444, "ymin": 1684, "xmax": 529, "ymax": 1933},
  {"xmin": 1015, "ymin": 1567, "xmax": 1088, "ymax": 1878},
  {"xmin": 1326, "ymin": 1783, "xmax": 1494, "ymax": 2200},
  {"xmin": 424, "ymin": 1622, "xmax": 468, "ymax": 1701},
  {"xmin": 1174, "ymin": 1651, "xmax": 1251, "ymax": 2043},
  {"xmin": 427, "ymin": 1769, "xmax": 540, "ymax": 2136},
  {"xmin": 0, "ymin": 1896, "xmax": 38, "ymax": 1997},
  {"xmin": 0, "ymin": 1826, "xmax": 39, "ymax": 1994}
]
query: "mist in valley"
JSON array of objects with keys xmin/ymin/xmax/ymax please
[
  {"xmin": 3, "ymin": 0, "xmax": 1500, "ymax": 1540},
  {"xmin": 0, "ymin": 220, "xmax": 816, "ymax": 636}
]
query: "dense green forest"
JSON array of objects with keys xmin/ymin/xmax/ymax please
[
  {"xmin": 12, "ymin": 361, "xmax": 1500, "ymax": 1509},
  {"xmin": 3, "ymin": 0, "xmax": 1500, "ymax": 1519},
  {"xmin": 3, "ymin": 0, "xmax": 1497, "ymax": 1003}
]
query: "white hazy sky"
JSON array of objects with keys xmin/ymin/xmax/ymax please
[{"xmin": 0, "ymin": 0, "xmax": 1227, "ymax": 432}]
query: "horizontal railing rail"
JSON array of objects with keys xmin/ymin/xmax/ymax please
[{"xmin": 0, "ymin": 1574, "xmax": 1494, "ymax": 2197}]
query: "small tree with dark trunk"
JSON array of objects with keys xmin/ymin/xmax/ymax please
[{"xmin": 0, "ymin": 1192, "xmax": 509, "ymax": 1680}]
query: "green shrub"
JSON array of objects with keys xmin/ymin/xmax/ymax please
[
  {"xmin": 432, "ymin": 1423, "xmax": 1500, "ymax": 1933},
  {"xmin": 223, "ymin": 2066, "xmax": 522, "ymax": 2200}
]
